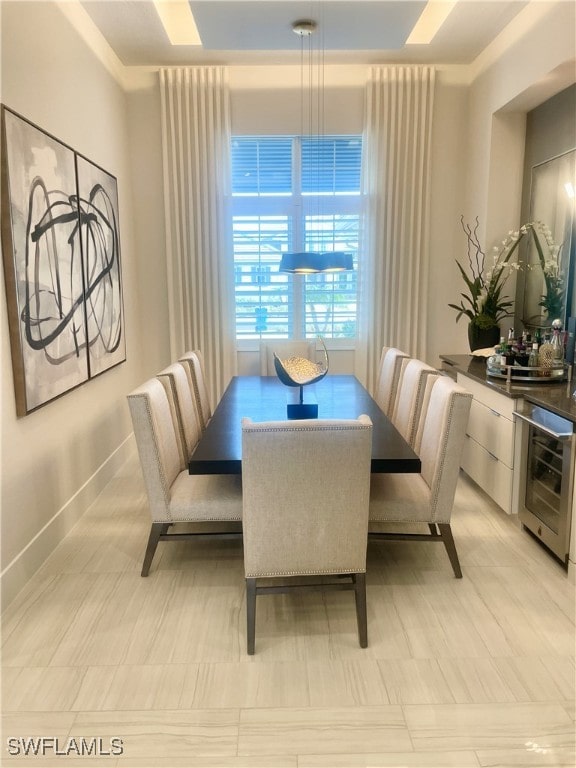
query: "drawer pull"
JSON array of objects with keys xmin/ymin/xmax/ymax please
[
  {"xmin": 487, "ymin": 450, "xmax": 498, "ymax": 461},
  {"xmin": 489, "ymin": 409, "xmax": 501, "ymax": 417}
]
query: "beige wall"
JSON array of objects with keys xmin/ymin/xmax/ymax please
[
  {"xmin": 0, "ymin": 1, "xmax": 145, "ymax": 606},
  {"xmin": 465, "ymin": 1, "xmax": 575, "ymax": 243},
  {"xmin": 125, "ymin": 74, "xmax": 170, "ymax": 380},
  {"xmin": 1, "ymin": 0, "xmax": 574, "ymax": 608}
]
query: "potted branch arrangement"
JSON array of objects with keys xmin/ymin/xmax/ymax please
[{"xmin": 449, "ymin": 217, "xmax": 525, "ymax": 351}]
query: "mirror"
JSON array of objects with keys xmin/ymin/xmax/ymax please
[{"xmin": 520, "ymin": 148, "xmax": 576, "ymax": 330}]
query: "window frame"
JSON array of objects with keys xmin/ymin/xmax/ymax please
[{"xmin": 231, "ymin": 135, "xmax": 362, "ymax": 345}]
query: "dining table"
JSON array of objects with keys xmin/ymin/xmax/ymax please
[{"xmin": 188, "ymin": 374, "xmax": 421, "ymax": 475}]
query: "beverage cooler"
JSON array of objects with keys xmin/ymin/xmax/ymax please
[{"xmin": 515, "ymin": 403, "xmax": 574, "ymax": 565}]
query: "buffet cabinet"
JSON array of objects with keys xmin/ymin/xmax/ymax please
[{"xmin": 457, "ymin": 373, "xmax": 516, "ymax": 514}]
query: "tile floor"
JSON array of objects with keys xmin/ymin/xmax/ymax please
[{"xmin": 1, "ymin": 452, "xmax": 575, "ymax": 767}]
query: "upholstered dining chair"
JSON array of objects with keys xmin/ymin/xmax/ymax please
[
  {"xmin": 127, "ymin": 378, "xmax": 242, "ymax": 576},
  {"xmin": 374, "ymin": 346, "xmax": 409, "ymax": 416},
  {"xmin": 241, "ymin": 416, "xmax": 373, "ymax": 654},
  {"xmin": 390, "ymin": 358, "xmax": 440, "ymax": 447},
  {"xmin": 259, "ymin": 340, "xmax": 317, "ymax": 376},
  {"xmin": 369, "ymin": 375, "xmax": 472, "ymax": 578},
  {"xmin": 178, "ymin": 350, "xmax": 212, "ymax": 431},
  {"xmin": 156, "ymin": 362, "xmax": 201, "ymax": 464}
]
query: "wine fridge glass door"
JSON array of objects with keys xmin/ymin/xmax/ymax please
[{"xmin": 516, "ymin": 405, "xmax": 574, "ymax": 565}]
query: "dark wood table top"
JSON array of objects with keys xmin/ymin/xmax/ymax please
[{"xmin": 188, "ymin": 375, "xmax": 421, "ymax": 475}]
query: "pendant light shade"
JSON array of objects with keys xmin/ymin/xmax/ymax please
[
  {"xmin": 279, "ymin": 251, "xmax": 353, "ymax": 274},
  {"xmin": 279, "ymin": 252, "xmax": 323, "ymax": 273},
  {"xmin": 319, "ymin": 251, "xmax": 354, "ymax": 272}
]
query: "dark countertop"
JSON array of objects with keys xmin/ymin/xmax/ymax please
[{"xmin": 440, "ymin": 354, "xmax": 576, "ymax": 423}]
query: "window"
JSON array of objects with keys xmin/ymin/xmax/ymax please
[{"xmin": 231, "ymin": 136, "xmax": 362, "ymax": 340}]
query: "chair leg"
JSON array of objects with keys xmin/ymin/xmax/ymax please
[
  {"xmin": 438, "ymin": 523, "xmax": 462, "ymax": 578},
  {"xmin": 141, "ymin": 522, "xmax": 169, "ymax": 577},
  {"xmin": 353, "ymin": 572, "xmax": 368, "ymax": 648},
  {"xmin": 246, "ymin": 578, "xmax": 257, "ymax": 655}
]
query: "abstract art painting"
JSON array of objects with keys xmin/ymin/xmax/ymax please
[
  {"xmin": 1, "ymin": 106, "xmax": 125, "ymax": 416},
  {"xmin": 76, "ymin": 155, "xmax": 125, "ymax": 378}
]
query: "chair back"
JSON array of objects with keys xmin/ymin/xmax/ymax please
[
  {"xmin": 374, "ymin": 347, "xmax": 409, "ymax": 415},
  {"xmin": 179, "ymin": 350, "xmax": 212, "ymax": 430},
  {"xmin": 259, "ymin": 340, "xmax": 316, "ymax": 376},
  {"xmin": 156, "ymin": 362, "xmax": 202, "ymax": 466},
  {"xmin": 413, "ymin": 371, "xmax": 438, "ymax": 454},
  {"xmin": 241, "ymin": 417, "xmax": 373, "ymax": 577},
  {"xmin": 392, "ymin": 358, "xmax": 439, "ymax": 446},
  {"xmin": 127, "ymin": 378, "xmax": 182, "ymax": 522},
  {"xmin": 418, "ymin": 376, "xmax": 472, "ymax": 521}
]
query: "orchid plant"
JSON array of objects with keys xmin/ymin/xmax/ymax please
[{"xmin": 529, "ymin": 220, "xmax": 565, "ymax": 321}]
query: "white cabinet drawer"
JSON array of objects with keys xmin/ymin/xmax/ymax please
[
  {"xmin": 461, "ymin": 434, "xmax": 513, "ymax": 513},
  {"xmin": 457, "ymin": 373, "xmax": 515, "ymax": 419},
  {"xmin": 466, "ymin": 398, "xmax": 514, "ymax": 468}
]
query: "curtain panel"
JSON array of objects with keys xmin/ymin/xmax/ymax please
[
  {"xmin": 159, "ymin": 66, "xmax": 236, "ymax": 406},
  {"xmin": 357, "ymin": 65, "xmax": 435, "ymax": 393}
]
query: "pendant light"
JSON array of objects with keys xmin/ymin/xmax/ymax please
[{"xmin": 278, "ymin": 18, "xmax": 352, "ymax": 275}]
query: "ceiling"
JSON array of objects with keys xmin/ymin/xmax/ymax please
[{"xmin": 80, "ymin": 0, "xmax": 530, "ymax": 67}]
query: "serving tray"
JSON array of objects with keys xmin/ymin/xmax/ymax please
[{"xmin": 486, "ymin": 362, "xmax": 570, "ymax": 383}]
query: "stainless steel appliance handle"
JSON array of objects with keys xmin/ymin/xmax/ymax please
[{"xmin": 514, "ymin": 412, "xmax": 573, "ymax": 440}]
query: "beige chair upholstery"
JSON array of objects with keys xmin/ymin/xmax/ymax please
[
  {"xmin": 391, "ymin": 358, "xmax": 440, "ymax": 447},
  {"xmin": 412, "ymin": 370, "xmax": 439, "ymax": 454},
  {"xmin": 156, "ymin": 362, "xmax": 202, "ymax": 465},
  {"xmin": 259, "ymin": 340, "xmax": 317, "ymax": 376},
  {"xmin": 374, "ymin": 347, "xmax": 409, "ymax": 415},
  {"xmin": 369, "ymin": 376, "xmax": 472, "ymax": 578},
  {"xmin": 241, "ymin": 416, "xmax": 373, "ymax": 654},
  {"xmin": 178, "ymin": 350, "xmax": 212, "ymax": 431},
  {"xmin": 127, "ymin": 378, "xmax": 242, "ymax": 576}
]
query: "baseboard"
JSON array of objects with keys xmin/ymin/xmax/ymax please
[{"xmin": 1, "ymin": 434, "xmax": 135, "ymax": 611}]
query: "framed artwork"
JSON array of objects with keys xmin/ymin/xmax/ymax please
[
  {"xmin": 1, "ymin": 106, "xmax": 125, "ymax": 416},
  {"xmin": 76, "ymin": 154, "xmax": 126, "ymax": 378}
]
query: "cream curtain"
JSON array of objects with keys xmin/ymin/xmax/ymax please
[
  {"xmin": 356, "ymin": 65, "xmax": 435, "ymax": 393},
  {"xmin": 159, "ymin": 67, "xmax": 236, "ymax": 405}
]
